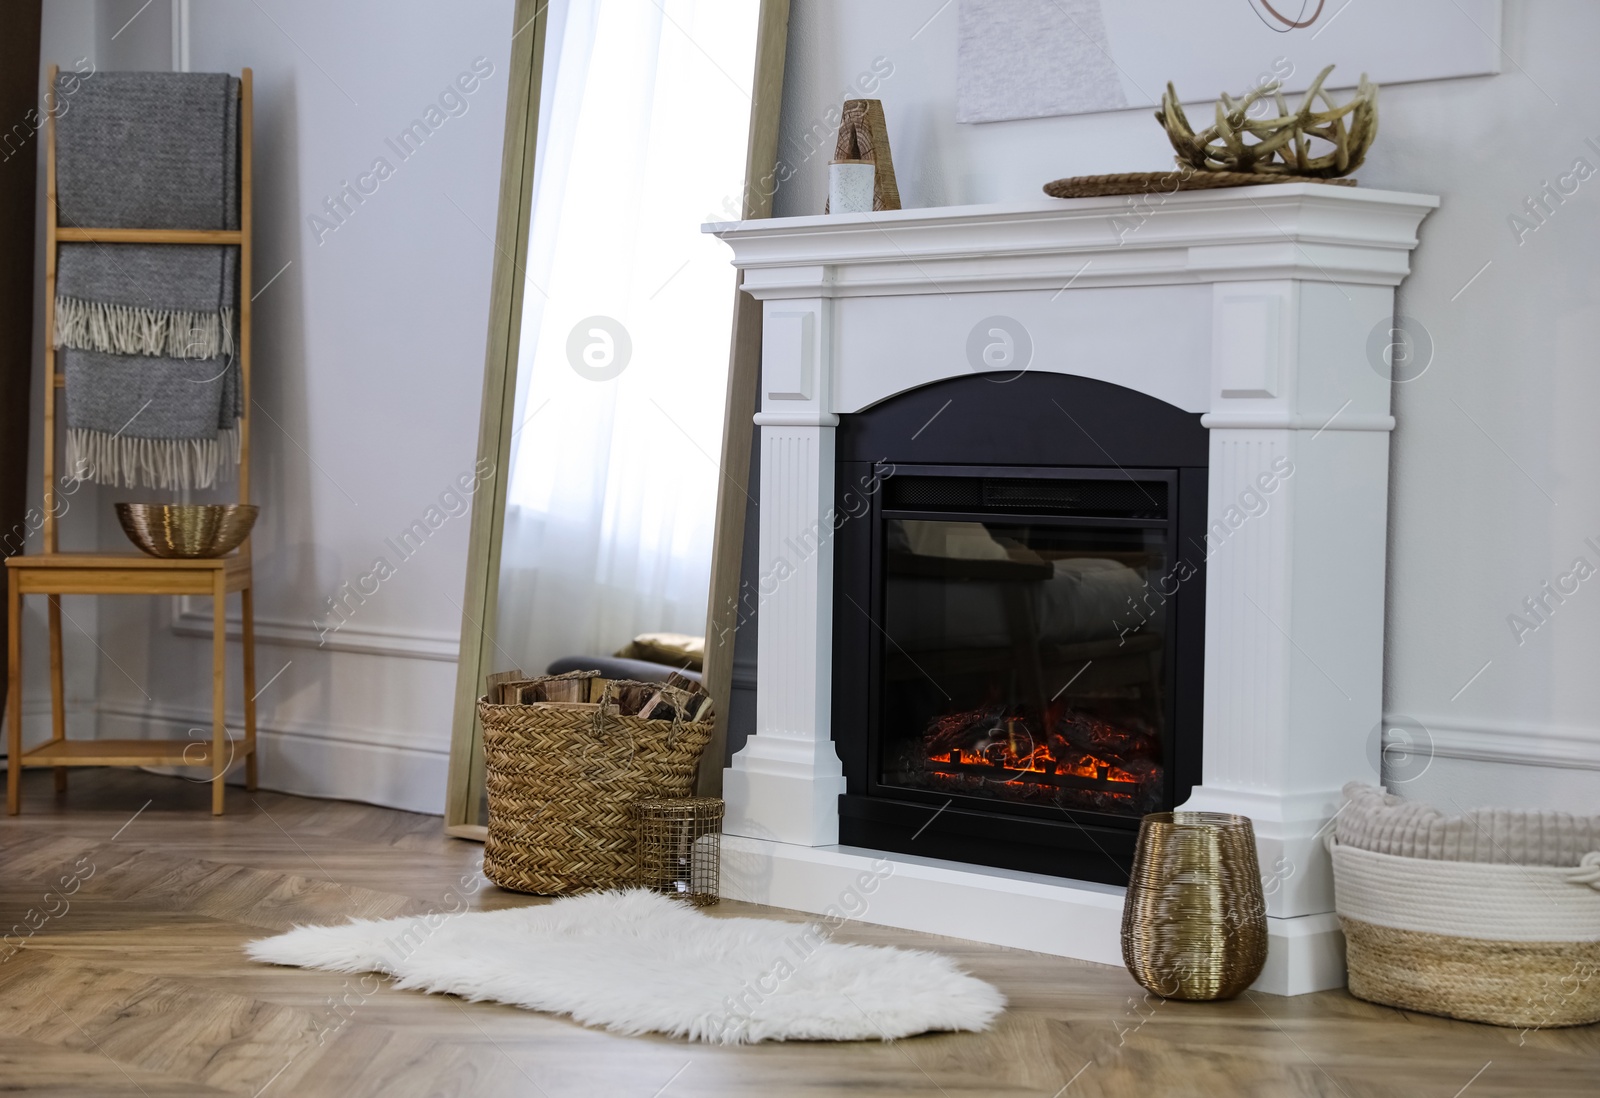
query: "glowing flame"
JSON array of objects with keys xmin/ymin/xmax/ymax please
[{"xmin": 932, "ymin": 745, "xmax": 1139, "ymax": 784}]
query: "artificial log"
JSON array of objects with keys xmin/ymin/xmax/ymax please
[
  {"xmin": 923, "ymin": 706, "xmax": 1003, "ymax": 757},
  {"xmin": 1053, "ymin": 711, "xmax": 1160, "ymax": 762}
]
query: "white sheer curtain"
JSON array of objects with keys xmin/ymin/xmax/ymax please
[{"xmin": 493, "ymin": 0, "xmax": 756, "ymax": 675}]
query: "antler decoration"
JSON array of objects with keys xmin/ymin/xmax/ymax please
[{"xmin": 1156, "ymin": 64, "xmax": 1378, "ymax": 178}]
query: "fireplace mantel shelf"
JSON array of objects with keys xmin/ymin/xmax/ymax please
[
  {"xmin": 707, "ymin": 186, "xmax": 1438, "ymax": 299},
  {"xmin": 708, "ymin": 185, "xmax": 1438, "ymax": 996}
]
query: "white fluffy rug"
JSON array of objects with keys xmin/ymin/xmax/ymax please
[{"xmin": 247, "ymin": 890, "xmax": 1005, "ymax": 1044}]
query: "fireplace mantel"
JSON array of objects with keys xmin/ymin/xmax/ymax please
[
  {"xmin": 716, "ymin": 188, "xmax": 1432, "ymax": 297},
  {"xmin": 707, "ymin": 185, "xmax": 1437, "ymax": 995}
]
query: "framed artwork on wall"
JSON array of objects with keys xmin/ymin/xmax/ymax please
[{"xmin": 956, "ymin": 0, "xmax": 1503, "ymax": 123}]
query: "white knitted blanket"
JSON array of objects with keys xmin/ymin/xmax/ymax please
[{"xmin": 1337, "ymin": 782, "xmax": 1600, "ymax": 867}]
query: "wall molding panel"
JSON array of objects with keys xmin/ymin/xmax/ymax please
[
  {"xmin": 1386, "ymin": 713, "xmax": 1600, "ymax": 772},
  {"xmin": 171, "ymin": 598, "xmax": 460, "ymax": 661}
]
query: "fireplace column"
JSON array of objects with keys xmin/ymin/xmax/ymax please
[
  {"xmin": 1181, "ymin": 278, "xmax": 1393, "ymax": 947},
  {"xmin": 723, "ymin": 298, "xmax": 847, "ymax": 846}
]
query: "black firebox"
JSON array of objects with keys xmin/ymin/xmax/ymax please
[{"xmin": 832, "ymin": 371, "xmax": 1209, "ymax": 886}]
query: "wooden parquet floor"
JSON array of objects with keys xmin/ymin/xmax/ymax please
[{"xmin": 0, "ymin": 769, "xmax": 1593, "ymax": 1097}]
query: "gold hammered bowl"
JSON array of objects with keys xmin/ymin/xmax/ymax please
[{"xmin": 115, "ymin": 503, "xmax": 259, "ymax": 559}]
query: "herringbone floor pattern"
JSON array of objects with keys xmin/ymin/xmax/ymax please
[{"xmin": 0, "ymin": 769, "xmax": 1592, "ymax": 1096}]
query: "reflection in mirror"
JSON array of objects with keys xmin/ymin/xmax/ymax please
[{"xmin": 474, "ymin": 2, "xmax": 762, "ymax": 823}]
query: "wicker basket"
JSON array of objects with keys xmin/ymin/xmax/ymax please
[
  {"xmin": 1332, "ymin": 837, "xmax": 1600, "ymax": 1027},
  {"xmin": 479, "ymin": 674, "xmax": 713, "ymax": 895}
]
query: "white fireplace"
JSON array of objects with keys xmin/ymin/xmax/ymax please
[{"xmin": 707, "ymin": 185, "xmax": 1436, "ymax": 995}]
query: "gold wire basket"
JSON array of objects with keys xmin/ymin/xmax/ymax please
[
  {"xmin": 1121, "ymin": 811, "xmax": 1268, "ymax": 1000},
  {"xmin": 632, "ymin": 797, "xmax": 724, "ymax": 907},
  {"xmin": 115, "ymin": 503, "xmax": 258, "ymax": 558}
]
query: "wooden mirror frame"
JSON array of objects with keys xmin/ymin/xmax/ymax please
[{"xmin": 445, "ymin": 0, "xmax": 791, "ymax": 837}]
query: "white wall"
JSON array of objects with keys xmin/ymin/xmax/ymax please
[
  {"xmin": 38, "ymin": 0, "xmax": 515, "ymax": 812},
  {"xmin": 13, "ymin": 2, "xmax": 107, "ymax": 753},
  {"xmin": 771, "ymin": 0, "xmax": 1600, "ymax": 813},
  {"xmin": 28, "ymin": 0, "xmax": 1598, "ymax": 817}
]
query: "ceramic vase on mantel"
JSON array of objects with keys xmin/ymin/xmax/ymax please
[{"xmin": 1121, "ymin": 811, "xmax": 1268, "ymax": 1000}]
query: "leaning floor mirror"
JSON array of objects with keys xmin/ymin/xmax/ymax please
[{"xmin": 445, "ymin": 0, "xmax": 789, "ymax": 836}]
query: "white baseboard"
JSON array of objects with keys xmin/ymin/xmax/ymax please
[
  {"xmin": 720, "ymin": 836, "xmax": 1346, "ymax": 996},
  {"xmin": 1257, "ymin": 911, "xmax": 1347, "ymax": 996},
  {"xmin": 95, "ymin": 696, "xmax": 444, "ymax": 756},
  {"xmin": 94, "ymin": 703, "xmax": 446, "ymax": 815}
]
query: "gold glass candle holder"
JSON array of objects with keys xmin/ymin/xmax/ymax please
[{"xmin": 1121, "ymin": 811, "xmax": 1267, "ymax": 1000}]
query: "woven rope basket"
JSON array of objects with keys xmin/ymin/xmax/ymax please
[
  {"xmin": 1332, "ymin": 838, "xmax": 1600, "ymax": 1027},
  {"xmin": 479, "ymin": 677, "xmax": 713, "ymax": 895}
]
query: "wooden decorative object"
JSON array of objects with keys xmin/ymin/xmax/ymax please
[
  {"xmin": 826, "ymin": 98, "xmax": 900, "ymax": 212},
  {"xmin": 1121, "ymin": 811, "xmax": 1268, "ymax": 1000},
  {"xmin": 1157, "ymin": 64, "xmax": 1378, "ymax": 179},
  {"xmin": 633, "ymin": 796, "xmax": 725, "ymax": 906}
]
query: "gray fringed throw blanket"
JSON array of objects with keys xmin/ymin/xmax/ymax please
[{"xmin": 53, "ymin": 71, "xmax": 241, "ymax": 489}]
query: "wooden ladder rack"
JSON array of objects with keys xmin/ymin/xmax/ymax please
[{"xmin": 5, "ymin": 66, "xmax": 257, "ymax": 815}]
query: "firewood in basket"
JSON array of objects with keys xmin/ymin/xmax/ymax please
[
  {"xmin": 638, "ymin": 684, "xmax": 696, "ymax": 720},
  {"xmin": 662, "ymin": 671, "xmax": 706, "ymax": 697},
  {"xmin": 637, "ymin": 688, "xmax": 671, "ymax": 720},
  {"xmin": 535, "ymin": 676, "xmax": 593, "ymax": 704},
  {"xmin": 485, "ymin": 669, "xmax": 527, "ymax": 701},
  {"xmin": 500, "ymin": 679, "xmax": 540, "ymax": 703},
  {"xmin": 634, "ymin": 672, "xmax": 708, "ymax": 719},
  {"xmin": 612, "ymin": 681, "xmax": 659, "ymax": 716}
]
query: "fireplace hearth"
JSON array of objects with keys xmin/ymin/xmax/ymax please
[{"xmin": 832, "ymin": 372, "xmax": 1208, "ymax": 883}]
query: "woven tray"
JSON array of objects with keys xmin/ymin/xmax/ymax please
[
  {"xmin": 1043, "ymin": 170, "xmax": 1358, "ymax": 199},
  {"xmin": 479, "ymin": 674, "xmax": 713, "ymax": 895}
]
